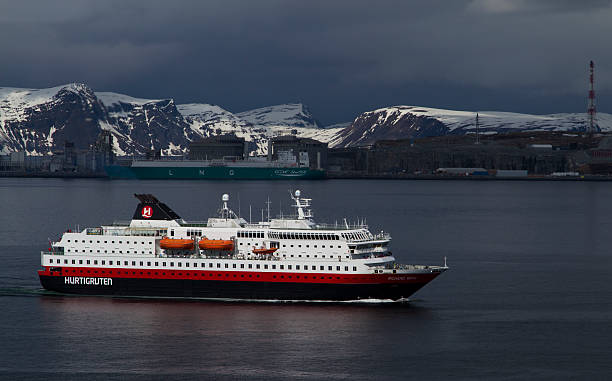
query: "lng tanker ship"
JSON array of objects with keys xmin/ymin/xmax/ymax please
[
  {"xmin": 39, "ymin": 191, "xmax": 447, "ymax": 301},
  {"xmin": 105, "ymin": 156, "xmax": 325, "ymax": 180}
]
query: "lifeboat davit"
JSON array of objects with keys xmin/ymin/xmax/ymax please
[
  {"xmin": 160, "ymin": 238, "xmax": 194, "ymax": 250},
  {"xmin": 252, "ymin": 247, "xmax": 278, "ymax": 255},
  {"xmin": 198, "ymin": 239, "xmax": 234, "ymax": 251}
]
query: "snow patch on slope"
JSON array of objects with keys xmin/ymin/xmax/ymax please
[
  {"xmin": 179, "ymin": 103, "xmax": 247, "ymax": 132},
  {"xmin": 237, "ymin": 103, "xmax": 319, "ymax": 128},
  {"xmin": 0, "ymin": 85, "xmax": 65, "ymax": 123},
  {"xmin": 178, "ymin": 103, "xmax": 231, "ymax": 118},
  {"xmin": 323, "ymin": 122, "xmax": 351, "ymax": 130},
  {"xmin": 96, "ymin": 92, "xmax": 161, "ymax": 107},
  {"xmin": 178, "ymin": 102, "xmax": 341, "ymax": 155}
]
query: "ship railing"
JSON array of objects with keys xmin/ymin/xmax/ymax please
[
  {"xmin": 373, "ymin": 233, "xmax": 392, "ymax": 240},
  {"xmin": 101, "ymin": 227, "xmax": 164, "ymax": 237},
  {"xmin": 111, "ymin": 220, "xmax": 130, "ymax": 226},
  {"xmin": 41, "ymin": 250, "xmax": 63, "ymax": 256},
  {"xmin": 159, "ymin": 253, "xmax": 281, "ymax": 261},
  {"xmin": 313, "ymin": 223, "xmax": 369, "ymax": 230},
  {"xmin": 245, "ymin": 255, "xmax": 282, "ymax": 261},
  {"xmin": 378, "ymin": 263, "xmax": 442, "ymax": 271},
  {"xmin": 180, "ymin": 221, "xmax": 208, "ymax": 227},
  {"xmin": 243, "ymin": 222, "xmax": 267, "ymax": 227},
  {"xmin": 351, "ymin": 252, "xmax": 393, "ymax": 260},
  {"xmin": 269, "ymin": 219, "xmax": 369, "ymax": 230},
  {"xmin": 344, "ymin": 235, "xmax": 391, "ymax": 244},
  {"xmin": 372, "ymin": 251, "xmax": 393, "ymax": 258}
]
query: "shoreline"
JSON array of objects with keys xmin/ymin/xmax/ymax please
[
  {"xmin": 325, "ymin": 173, "xmax": 608, "ymax": 181},
  {"xmin": 0, "ymin": 172, "xmax": 106, "ymax": 179},
  {"xmin": 1, "ymin": 172, "xmax": 611, "ymax": 181}
]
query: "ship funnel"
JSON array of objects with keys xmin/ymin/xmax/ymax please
[{"xmin": 132, "ymin": 194, "xmax": 182, "ymax": 221}]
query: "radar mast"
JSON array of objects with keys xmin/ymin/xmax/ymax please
[
  {"xmin": 290, "ymin": 189, "xmax": 313, "ymax": 220},
  {"xmin": 218, "ymin": 194, "xmax": 239, "ymax": 220}
]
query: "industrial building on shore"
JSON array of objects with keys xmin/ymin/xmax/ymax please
[
  {"xmin": 5, "ymin": 129, "xmax": 612, "ymax": 179},
  {"xmin": 0, "ymin": 131, "xmax": 114, "ymax": 176},
  {"xmin": 326, "ymin": 132, "xmax": 612, "ymax": 178}
]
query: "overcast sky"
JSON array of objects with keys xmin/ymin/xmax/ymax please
[{"xmin": 1, "ymin": 0, "xmax": 611, "ymax": 124}]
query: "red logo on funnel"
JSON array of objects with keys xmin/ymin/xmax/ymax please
[{"xmin": 142, "ymin": 206, "xmax": 153, "ymax": 218}]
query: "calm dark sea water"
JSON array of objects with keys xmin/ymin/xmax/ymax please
[{"xmin": 1, "ymin": 178, "xmax": 611, "ymax": 380}]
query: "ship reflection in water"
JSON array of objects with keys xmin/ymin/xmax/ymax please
[{"xmin": 38, "ymin": 295, "xmax": 435, "ymax": 379}]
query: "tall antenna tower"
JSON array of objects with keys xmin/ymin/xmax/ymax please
[
  {"xmin": 587, "ymin": 60, "xmax": 596, "ymax": 135},
  {"xmin": 475, "ymin": 113, "xmax": 481, "ymax": 145}
]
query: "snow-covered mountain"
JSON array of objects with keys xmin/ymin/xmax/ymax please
[
  {"xmin": 333, "ymin": 106, "xmax": 612, "ymax": 147},
  {"xmin": 95, "ymin": 91, "xmax": 199, "ymax": 155},
  {"xmin": 178, "ymin": 103, "xmax": 246, "ymax": 130},
  {"xmin": 0, "ymin": 83, "xmax": 341, "ymax": 156},
  {"xmin": 237, "ymin": 103, "xmax": 319, "ymax": 129},
  {"xmin": 0, "ymin": 83, "xmax": 107, "ymax": 155},
  {"xmin": 178, "ymin": 103, "xmax": 340, "ymax": 155},
  {"xmin": 2, "ymin": 83, "xmax": 610, "ymax": 156}
]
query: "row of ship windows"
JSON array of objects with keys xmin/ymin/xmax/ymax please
[
  {"xmin": 67, "ymin": 239, "xmax": 153, "ymax": 245},
  {"xmin": 66, "ymin": 251, "xmax": 351, "ymax": 258},
  {"xmin": 239, "ymin": 242, "xmax": 342, "ymax": 249},
  {"xmin": 237, "ymin": 231, "xmax": 265, "ymax": 238},
  {"xmin": 268, "ymin": 232, "xmax": 339, "ymax": 241},
  {"xmin": 50, "ymin": 257, "xmax": 358, "ymax": 272},
  {"xmin": 66, "ymin": 249, "xmax": 153, "ymax": 254},
  {"xmin": 61, "ymin": 268, "xmax": 361, "ymax": 281},
  {"xmin": 67, "ymin": 249, "xmax": 153, "ymax": 254},
  {"xmin": 341, "ymin": 232, "xmax": 371, "ymax": 241},
  {"xmin": 282, "ymin": 254, "xmax": 351, "ymax": 259}
]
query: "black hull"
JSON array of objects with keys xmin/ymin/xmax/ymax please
[{"xmin": 40, "ymin": 275, "xmax": 433, "ymax": 301}]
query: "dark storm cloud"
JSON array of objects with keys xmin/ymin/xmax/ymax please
[
  {"xmin": 467, "ymin": 0, "xmax": 611, "ymax": 14},
  {"xmin": 0, "ymin": 0, "xmax": 610, "ymax": 124}
]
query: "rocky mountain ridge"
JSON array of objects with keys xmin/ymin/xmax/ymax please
[
  {"xmin": 1, "ymin": 84, "xmax": 609, "ymax": 156},
  {"xmin": 0, "ymin": 83, "xmax": 336, "ymax": 156},
  {"xmin": 332, "ymin": 106, "xmax": 612, "ymax": 147}
]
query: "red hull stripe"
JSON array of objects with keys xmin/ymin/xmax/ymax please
[{"xmin": 39, "ymin": 267, "xmax": 439, "ymax": 285}]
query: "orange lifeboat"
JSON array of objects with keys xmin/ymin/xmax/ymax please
[
  {"xmin": 160, "ymin": 238, "xmax": 194, "ymax": 250},
  {"xmin": 252, "ymin": 247, "xmax": 278, "ymax": 255},
  {"xmin": 198, "ymin": 239, "xmax": 234, "ymax": 251}
]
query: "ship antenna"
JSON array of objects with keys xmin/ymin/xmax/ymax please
[
  {"xmin": 223, "ymin": 194, "xmax": 229, "ymax": 211},
  {"xmin": 219, "ymin": 193, "xmax": 236, "ymax": 219},
  {"xmin": 266, "ymin": 197, "xmax": 271, "ymax": 222},
  {"xmin": 444, "ymin": 256, "xmax": 448, "ymax": 268},
  {"xmin": 291, "ymin": 189, "xmax": 312, "ymax": 220}
]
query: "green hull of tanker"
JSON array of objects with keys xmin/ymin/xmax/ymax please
[{"xmin": 105, "ymin": 165, "xmax": 326, "ymax": 180}]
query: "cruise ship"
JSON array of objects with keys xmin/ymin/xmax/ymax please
[{"xmin": 38, "ymin": 191, "xmax": 447, "ymax": 301}]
